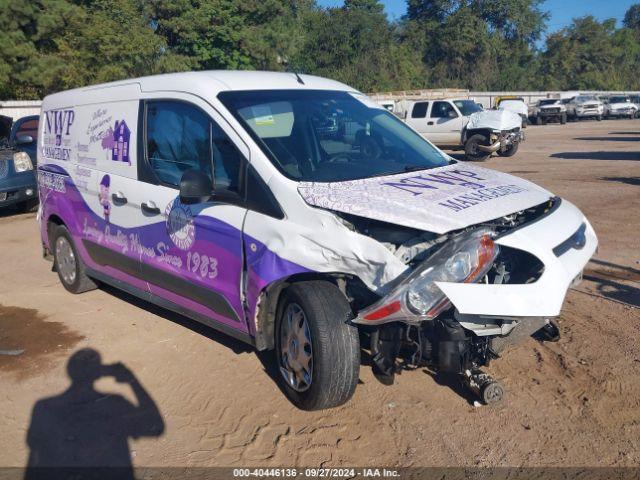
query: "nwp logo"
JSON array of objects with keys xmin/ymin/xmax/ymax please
[
  {"xmin": 43, "ymin": 109, "xmax": 75, "ymax": 160},
  {"xmin": 44, "ymin": 109, "xmax": 75, "ymax": 146}
]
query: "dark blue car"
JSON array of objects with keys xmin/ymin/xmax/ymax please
[{"xmin": 0, "ymin": 115, "xmax": 39, "ymax": 211}]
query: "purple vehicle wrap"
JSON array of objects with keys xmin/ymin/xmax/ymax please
[{"xmin": 39, "ymin": 164, "xmax": 309, "ymax": 338}]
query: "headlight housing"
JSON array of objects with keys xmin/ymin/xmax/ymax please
[
  {"xmin": 356, "ymin": 228, "xmax": 499, "ymax": 325},
  {"xmin": 13, "ymin": 151, "xmax": 33, "ymax": 172}
]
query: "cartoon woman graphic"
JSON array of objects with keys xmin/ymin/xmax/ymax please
[{"xmin": 99, "ymin": 175, "xmax": 111, "ymax": 223}]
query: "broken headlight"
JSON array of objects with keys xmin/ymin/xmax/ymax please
[{"xmin": 356, "ymin": 228, "xmax": 499, "ymax": 325}]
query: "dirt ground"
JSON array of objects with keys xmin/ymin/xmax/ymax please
[{"xmin": 0, "ymin": 119, "xmax": 639, "ymax": 468}]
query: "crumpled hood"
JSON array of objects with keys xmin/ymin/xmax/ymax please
[
  {"xmin": 298, "ymin": 163, "xmax": 553, "ymax": 234},
  {"xmin": 466, "ymin": 109, "xmax": 522, "ymax": 131}
]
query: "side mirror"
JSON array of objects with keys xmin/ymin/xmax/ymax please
[
  {"xmin": 447, "ymin": 110, "xmax": 458, "ymax": 118},
  {"xmin": 15, "ymin": 134, "xmax": 34, "ymax": 145},
  {"xmin": 179, "ymin": 169, "xmax": 213, "ymax": 204}
]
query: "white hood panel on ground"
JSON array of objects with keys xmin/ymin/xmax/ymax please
[
  {"xmin": 298, "ymin": 164, "xmax": 553, "ymax": 234},
  {"xmin": 467, "ymin": 109, "xmax": 522, "ymax": 131}
]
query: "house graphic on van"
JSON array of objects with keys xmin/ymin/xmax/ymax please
[{"xmin": 112, "ymin": 120, "xmax": 130, "ymax": 164}]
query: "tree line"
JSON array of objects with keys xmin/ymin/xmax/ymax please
[{"xmin": 1, "ymin": 0, "xmax": 640, "ymax": 100}]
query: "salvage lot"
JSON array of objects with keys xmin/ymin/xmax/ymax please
[{"xmin": 0, "ymin": 119, "xmax": 639, "ymax": 467}]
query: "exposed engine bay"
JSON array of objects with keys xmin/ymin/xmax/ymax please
[{"xmin": 333, "ymin": 197, "xmax": 580, "ymax": 404}]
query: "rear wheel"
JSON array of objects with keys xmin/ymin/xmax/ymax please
[
  {"xmin": 597, "ymin": 115, "xmax": 602, "ymax": 121},
  {"xmin": 52, "ymin": 225, "xmax": 97, "ymax": 294},
  {"xmin": 275, "ymin": 281, "xmax": 360, "ymax": 410},
  {"xmin": 464, "ymin": 134, "xmax": 491, "ymax": 161},
  {"xmin": 497, "ymin": 142, "xmax": 519, "ymax": 157}
]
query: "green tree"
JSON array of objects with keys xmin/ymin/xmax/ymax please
[
  {"xmin": 295, "ymin": 1, "xmax": 425, "ymax": 92},
  {"xmin": 624, "ymin": 3, "xmax": 640, "ymax": 30},
  {"xmin": 539, "ymin": 16, "xmax": 640, "ymax": 90}
]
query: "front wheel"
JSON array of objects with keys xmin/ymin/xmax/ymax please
[
  {"xmin": 597, "ymin": 115, "xmax": 602, "ymax": 121},
  {"xmin": 275, "ymin": 281, "xmax": 360, "ymax": 410},
  {"xmin": 498, "ymin": 142, "xmax": 519, "ymax": 157},
  {"xmin": 464, "ymin": 134, "xmax": 491, "ymax": 161}
]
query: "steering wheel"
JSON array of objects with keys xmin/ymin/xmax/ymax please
[
  {"xmin": 325, "ymin": 153, "xmax": 352, "ymax": 163},
  {"xmin": 360, "ymin": 135, "xmax": 382, "ymax": 160}
]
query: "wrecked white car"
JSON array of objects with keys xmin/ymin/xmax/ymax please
[
  {"xmin": 39, "ymin": 72, "xmax": 596, "ymax": 411},
  {"xmin": 399, "ymin": 98, "xmax": 524, "ymax": 161}
]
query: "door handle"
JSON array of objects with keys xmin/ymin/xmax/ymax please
[
  {"xmin": 111, "ymin": 191, "xmax": 127, "ymax": 206},
  {"xmin": 141, "ymin": 201, "xmax": 160, "ymax": 215},
  {"xmin": 427, "ymin": 121, "xmax": 434, "ymax": 125}
]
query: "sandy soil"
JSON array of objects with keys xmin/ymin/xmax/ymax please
[{"xmin": 0, "ymin": 119, "xmax": 639, "ymax": 468}]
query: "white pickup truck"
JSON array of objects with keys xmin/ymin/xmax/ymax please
[{"xmin": 394, "ymin": 98, "xmax": 524, "ymax": 161}]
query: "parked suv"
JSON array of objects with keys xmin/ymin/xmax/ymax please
[
  {"xmin": 38, "ymin": 72, "xmax": 596, "ymax": 410},
  {"xmin": 530, "ymin": 98, "xmax": 567, "ymax": 125},
  {"xmin": 0, "ymin": 115, "xmax": 39, "ymax": 211},
  {"xmin": 603, "ymin": 96, "xmax": 638, "ymax": 119},
  {"xmin": 565, "ymin": 95, "xmax": 604, "ymax": 121}
]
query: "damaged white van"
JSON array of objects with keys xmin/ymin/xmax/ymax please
[{"xmin": 37, "ymin": 71, "xmax": 597, "ymax": 410}]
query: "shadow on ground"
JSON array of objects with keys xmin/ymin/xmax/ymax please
[
  {"xmin": 582, "ymin": 259, "xmax": 640, "ymax": 308},
  {"xmin": 98, "ymin": 283, "xmax": 252, "ymax": 356},
  {"xmin": 599, "ymin": 176, "xmax": 640, "ymax": 186},
  {"xmin": 550, "ymin": 151, "xmax": 640, "ymax": 161},
  {"xmin": 24, "ymin": 348, "xmax": 164, "ymax": 480},
  {"xmin": 573, "ymin": 136, "xmax": 640, "ymax": 142}
]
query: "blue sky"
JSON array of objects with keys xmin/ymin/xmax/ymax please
[{"xmin": 316, "ymin": 0, "xmax": 638, "ymax": 39}]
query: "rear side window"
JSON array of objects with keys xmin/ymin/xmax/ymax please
[
  {"xmin": 411, "ymin": 102, "xmax": 429, "ymax": 118},
  {"xmin": 145, "ymin": 101, "xmax": 242, "ymax": 193},
  {"xmin": 430, "ymin": 101, "xmax": 457, "ymax": 118}
]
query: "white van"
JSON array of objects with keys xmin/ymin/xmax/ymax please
[{"xmin": 37, "ymin": 71, "xmax": 597, "ymax": 410}]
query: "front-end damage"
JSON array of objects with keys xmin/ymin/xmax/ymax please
[{"xmin": 345, "ymin": 197, "xmax": 597, "ymax": 403}]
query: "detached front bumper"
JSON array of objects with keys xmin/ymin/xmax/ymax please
[{"xmin": 436, "ymin": 199, "xmax": 597, "ymax": 318}]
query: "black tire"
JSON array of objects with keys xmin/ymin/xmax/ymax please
[
  {"xmin": 51, "ymin": 224, "xmax": 97, "ymax": 294},
  {"xmin": 464, "ymin": 134, "xmax": 491, "ymax": 162},
  {"xmin": 497, "ymin": 142, "xmax": 519, "ymax": 157},
  {"xmin": 541, "ymin": 117, "xmax": 547, "ymax": 125},
  {"xmin": 275, "ymin": 281, "xmax": 360, "ymax": 410},
  {"xmin": 560, "ymin": 113, "xmax": 567, "ymax": 124},
  {"xmin": 597, "ymin": 115, "xmax": 602, "ymax": 121}
]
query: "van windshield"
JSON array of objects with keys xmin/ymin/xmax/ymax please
[{"xmin": 218, "ymin": 90, "xmax": 450, "ymax": 182}]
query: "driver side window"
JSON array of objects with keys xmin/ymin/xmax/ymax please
[
  {"xmin": 430, "ymin": 101, "xmax": 457, "ymax": 119},
  {"xmin": 146, "ymin": 101, "xmax": 212, "ymax": 187},
  {"xmin": 145, "ymin": 100, "xmax": 242, "ymax": 194}
]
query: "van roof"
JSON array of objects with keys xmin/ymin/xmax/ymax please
[{"xmin": 42, "ymin": 70, "xmax": 356, "ymax": 104}]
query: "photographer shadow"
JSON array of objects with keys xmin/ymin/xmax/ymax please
[{"xmin": 25, "ymin": 348, "xmax": 164, "ymax": 480}]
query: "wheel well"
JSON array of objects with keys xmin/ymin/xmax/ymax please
[
  {"xmin": 253, "ymin": 272, "xmax": 374, "ymax": 351},
  {"xmin": 46, "ymin": 214, "xmax": 66, "ymax": 248}
]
